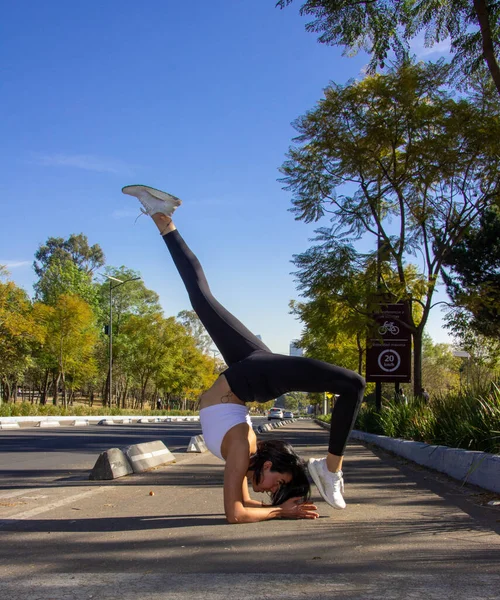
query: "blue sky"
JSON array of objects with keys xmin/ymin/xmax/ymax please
[{"xmin": 1, "ymin": 0, "xmax": 452, "ymax": 355}]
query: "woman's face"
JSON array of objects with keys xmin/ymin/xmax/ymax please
[{"xmin": 251, "ymin": 460, "xmax": 292, "ymax": 494}]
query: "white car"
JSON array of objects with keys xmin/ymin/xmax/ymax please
[
  {"xmin": 268, "ymin": 408, "xmax": 284, "ymax": 420},
  {"xmin": 283, "ymin": 411, "xmax": 294, "ymax": 419}
]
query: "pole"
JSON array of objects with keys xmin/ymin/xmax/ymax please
[
  {"xmin": 109, "ymin": 280, "xmax": 113, "ymax": 406},
  {"xmin": 375, "ymin": 198, "xmax": 383, "ymax": 412},
  {"xmin": 105, "ymin": 275, "xmax": 141, "ymax": 408}
]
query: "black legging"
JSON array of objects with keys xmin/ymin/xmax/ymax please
[{"xmin": 163, "ymin": 230, "xmax": 365, "ymax": 456}]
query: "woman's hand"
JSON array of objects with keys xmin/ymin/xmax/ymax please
[{"xmin": 280, "ymin": 496, "xmax": 319, "ymax": 519}]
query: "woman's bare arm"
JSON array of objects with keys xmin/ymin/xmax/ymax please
[
  {"xmin": 241, "ymin": 477, "xmax": 267, "ymax": 508},
  {"xmin": 223, "ymin": 427, "xmax": 318, "ymax": 524},
  {"xmin": 223, "ymin": 437, "xmax": 280, "ymax": 523}
]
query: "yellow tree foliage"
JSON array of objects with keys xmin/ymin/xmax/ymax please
[
  {"xmin": 34, "ymin": 294, "xmax": 98, "ymax": 406},
  {"xmin": 0, "ymin": 276, "xmax": 44, "ymax": 399}
]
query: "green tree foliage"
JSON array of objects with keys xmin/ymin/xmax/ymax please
[
  {"xmin": 280, "ymin": 59, "xmax": 500, "ymax": 394},
  {"xmin": 33, "ymin": 233, "xmax": 104, "ymax": 309},
  {"xmin": 35, "ymin": 258, "xmax": 99, "ymax": 308},
  {"xmin": 290, "ymin": 295, "xmax": 369, "ymax": 374},
  {"xmin": 421, "ymin": 333, "xmax": 461, "ymax": 395},
  {"xmin": 278, "ymin": 0, "xmax": 500, "ymax": 95},
  {"xmin": 284, "ymin": 391, "xmax": 309, "ymax": 413},
  {"xmin": 98, "ymin": 267, "xmax": 161, "ymax": 333},
  {"xmin": 177, "ymin": 309, "xmax": 212, "ymax": 354},
  {"xmin": 34, "ymin": 233, "xmax": 104, "ymax": 278},
  {"xmin": 442, "ymin": 207, "xmax": 500, "ymax": 338},
  {"xmin": 118, "ymin": 313, "xmax": 217, "ymax": 409}
]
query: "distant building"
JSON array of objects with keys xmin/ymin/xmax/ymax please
[{"xmin": 289, "ymin": 341, "xmax": 303, "ymax": 357}]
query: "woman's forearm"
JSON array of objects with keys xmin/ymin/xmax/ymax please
[{"xmin": 226, "ymin": 504, "xmax": 282, "ymax": 524}]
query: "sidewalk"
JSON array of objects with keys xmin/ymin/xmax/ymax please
[{"xmin": 1, "ymin": 419, "xmax": 499, "ymax": 599}]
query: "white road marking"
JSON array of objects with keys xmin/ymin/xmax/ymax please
[{"xmin": 0, "ymin": 486, "xmax": 112, "ymax": 526}]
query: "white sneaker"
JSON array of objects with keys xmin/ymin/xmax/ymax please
[
  {"xmin": 122, "ymin": 185, "xmax": 182, "ymax": 218},
  {"xmin": 308, "ymin": 458, "xmax": 346, "ymax": 509}
]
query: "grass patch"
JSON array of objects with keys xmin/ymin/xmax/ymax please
[{"xmin": 352, "ymin": 385, "xmax": 500, "ymax": 454}]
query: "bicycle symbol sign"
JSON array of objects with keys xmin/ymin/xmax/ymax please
[
  {"xmin": 378, "ymin": 321, "xmax": 400, "ymax": 335},
  {"xmin": 378, "ymin": 349, "xmax": 401, "ymax": 373}
]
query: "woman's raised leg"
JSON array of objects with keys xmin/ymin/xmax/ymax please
[{"xmin": 122, "ymin": 185, "xmax": 271, "ymax": 366}]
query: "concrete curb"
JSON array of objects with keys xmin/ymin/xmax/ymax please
[
  {"xmin": 0, "ymin": 422, "xmax": 20, "ymax": 429},
  {"xmin": 0, "ymin": 415, "xmax": 201, "ymax": 427},
  {"xmin": 315, "ymin": 419, "xmax": 500, "ymax": 494}
]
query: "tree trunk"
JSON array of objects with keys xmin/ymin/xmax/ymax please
[
  {"xmin": 356, "ymin": 333, "xmax": 364, "ymax": 375},
  {"xmin": 1, "ymin": 377, "xmax": 10, "ymax": 403},
  {"xmin": 121, "ymin": 380, "xmax": 129, "ymax": 410},
  {"xmin": 52, "ymin": 373, "xmax": 60, "ymax": 406},
  {"xmin": 412, "ymin": 328, "xmax": 423, "ymax": 397},
  {"xmin": 473, "ymin": 0, "xmax": 500, "ymax": 97},
  {"xmin": 61, "ymin": 372, "xmax": 67, "ymax": 409}
]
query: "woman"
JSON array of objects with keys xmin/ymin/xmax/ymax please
[{"xmin": 122, "ymin": 184, "xmax": 365, "ymax": 524}]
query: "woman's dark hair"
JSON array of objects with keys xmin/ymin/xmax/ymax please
[{"xmin": 248, "ymin": 439, "xmax": 311, "ymax": 506}]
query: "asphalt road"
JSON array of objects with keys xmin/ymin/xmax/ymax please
[
  {"xmin": 0, "ymin": 417, "xmax": 268, "ymax": 488},
  {"xmin": 0, "ymin": 419, "xmax": 499, "ymax": 599}
]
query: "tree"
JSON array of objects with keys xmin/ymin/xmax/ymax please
[
  {"xmin": 290, "ymin": 294, "xmax": 370, "ymax": 375},
  {"xmin": 33, "ymin": 234, "xmax": 104, "ymax": 307},
  {"xmin": 97, "ymin": 268, "xmax": 162, "ymax": 405},
  {"xmin": 278, "ymin": 0, "xmax": 500, "ymax": 95},
  {"xmin": 177, "ymin": 309, "xmax": 212, "ymax": 354},
  {"xmin": 35, "ymin": 258, "xmax": 99, "ymax": 308},
  {"xmin": 34, "ymin": 234, "xmax": 104, "ymax": 278},
  {"xmin": 0, "ymin": 273, "xmax": 43, "ymax": 402},
  {"xmin": 97, "ymin": 266, "xmax": 160, "ymax": 336},
  {"xmin": 118, "ymin": 314, "xmax": 206, "ymax": 409},
  {"xmin": 284, "ymin": 391, "xmax": 309, "ymax": 413},
  {"xmin": 442, "ymin": 207, "xmax": 500, "ymax": 338},
  {"xmin": 34, "ymin": 294, "xmax": 98, "ymax": 407},
  {"xmin": 280, "ymin": 59, "xmax": 500, "ymax": 395},
  {"xmin": 421, "ymin": 333, "xmax": 461, "ymax": 395}
]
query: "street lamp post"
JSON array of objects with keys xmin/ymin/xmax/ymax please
[{"xmin": 105, "ymin": 275, "xmax": 141, "ymax": 406}]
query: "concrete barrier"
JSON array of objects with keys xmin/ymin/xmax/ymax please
[
  {"xmin": 138, "ymin": 418, "xmax": 151, "ymax": 423},
  {"xmin": 36, "ymin": 421, "xmax": 60, "ymax": 428},
  {"xmin": 348, "ymin": 428, "xmax": 500, "ymax": 494},
  {"xmin": 89, "ymin": 447, "xmax": 134, "ymax": 480},
  {"xmin": 72, "ymin": 420, "xmax": 89, "ymax": 426},
  {"xmin": 187, "ymin": 435, "xmax": 208, "ymax": 453},
  {"xmin": 0, "ymin": 422, "xmax": 20, "ymax": 429},
  {"xmin": 98, "ymin": 419, "xmax": 115, "ymax": 426},
  {"xmin": 125, "ymin": 440, "xmax": 176, "ymax": 473}
]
